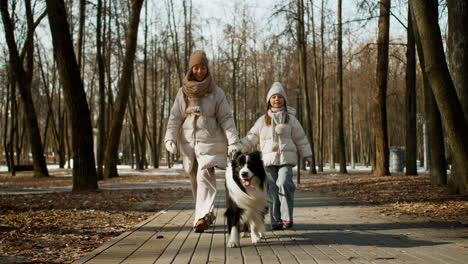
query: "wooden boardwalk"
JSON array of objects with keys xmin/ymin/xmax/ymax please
[{"xmin": 75, "ymin": 189, "xmax": 468, "ymax": 264}]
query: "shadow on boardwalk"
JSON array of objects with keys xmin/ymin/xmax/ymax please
[{"xmin": 76, "ymin": 190, "xmax": 468, "ymax": 264}]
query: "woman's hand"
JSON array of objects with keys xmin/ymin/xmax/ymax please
[
  {"xmin": 165, "ymin": 141, "xmax": 177, "ymax": 154},
  {"xmin": 228, "ymin": 142, "xmax": 243, "ymax": 157}
]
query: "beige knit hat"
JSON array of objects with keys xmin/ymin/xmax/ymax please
[
  {"xmin": 189, "ymin": 50, "xmax": 209, "ymax": 70},
  {"xmin": 266, "ymin": 82, "xmax": 288, "ymax": 104}
]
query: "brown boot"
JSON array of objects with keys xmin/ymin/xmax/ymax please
[{"xmin": 193, "ymin": 218, "xmax": 208, "ymax": 233}]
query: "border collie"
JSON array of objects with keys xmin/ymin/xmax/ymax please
[{"xmin": 225, "ymin": 151, "xmax": 267, "ymax": 248}]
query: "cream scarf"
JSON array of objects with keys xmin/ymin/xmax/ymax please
[
  {"xmin": 267, "ymin": 106, "xmax": 287, "ymax": 141},
  {"xmin": 182, "ymin": 72, "xmax": 215, "ymax": 115}
]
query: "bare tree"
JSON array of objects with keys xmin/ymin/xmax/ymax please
[
  {"xmin": 183, "ymin": 0, "xmax": 193, "ymax": 72},
  {"xmin": 410, "ymin": 4, "xmax": 445, "ymax": 183},
  {"xmin": 405, "ymin": 6, "xmax": 417, "ymax": 175},
  {"xmin": 1, "ymin": 0, "xmax": 49, "ymax": 178},
  {"xmin": 166, "ymin": 0, "xmax": 183, "ymax": 86},
  {"xmin": 448, "ymin": 0, "xmax": 468, "ymax": 122},
  {"xmin": 336, "ymin": 0, "xmax": 347, "ymax": 173},
  {"xmin": 139, "ymin": 0, "xmax": 148, "ymax": 170},
  {"xmin": 45, "ymin": 0, "xmax": 97, "ymax": 190},
  {"xmin": 296, "ymin": 0, "xmax": 316, "ymax": 173},
  {"xmin": 447, "ymin": 0, "xmax": 468, "ymax": 192},
  {"xmin": 410, "ymin": 0, "xmax": 468, "ymax": 193},
  {"xmin": 76, "ymin": 0, "xmax": 86, "ymax": 70},
  {"xmin": 373, "ymin": 0, "xmax": 391, "ymax": 176},
  {"xmin": 96, "ymin": 0, "xmax": 106, "ymax": 180},
  {"xmin": 103, "ymin": 0, "xmax": 144, "ymax": 179}
]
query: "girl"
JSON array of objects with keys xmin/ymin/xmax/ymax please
[
  {"xmin": 241, "ymin": 82, "xmax": 312, "ymax": 230},
  {"xmin": 165, "ymin": 50, "xmax": 242, "ymax": 233}
]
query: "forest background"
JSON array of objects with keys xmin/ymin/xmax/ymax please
[{"xmin": 0, "ymin": 0, "xmax": 467, "ymax": 193}]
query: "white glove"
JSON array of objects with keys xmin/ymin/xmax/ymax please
[
  {"xmin": 228, "ymin": 142, "xmax": 243, "ymax": 157},
  {"xmin": 165, "ymin": 141, "xmax": 177, "ymax": 154}
]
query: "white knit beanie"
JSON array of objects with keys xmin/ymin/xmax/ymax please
[{"xmin": 266, "ymin": 82, "xmax": 287, "ymax": 104}]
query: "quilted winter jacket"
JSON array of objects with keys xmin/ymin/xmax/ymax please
[
  {"xmin": 240, "ymin": 108, "xmax": 312, "ymax": 167},
  {"xmin": 165, "ymin": 86, "xmax": 239, "ymax": 173}
]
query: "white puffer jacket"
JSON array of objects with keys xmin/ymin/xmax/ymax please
[
  {"xmin": 240, "ymin": 107, "xmax": 312, "ymax": 167},
  {"xmin": 165, "ymin": 86, "xmax": 239, "ymax": 173}
]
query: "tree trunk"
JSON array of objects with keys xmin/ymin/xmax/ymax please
[
  {"xmin": 309, "ymin": 0, "xmax": 323, "ymax": 172},
  {"xmin": 329, "ymin": 78, "xmax": 335, "ymax": 169},
  {"xmin": 336, "ymin": 0, "xmax": 347, "ymax": 173},
  {"xmin": 373, "ymin": 0, "xmax": 391, "ymax": 176},
  {"xmin": 448, "ymin": 0, "xmax": 468, "ymax": 121},
  {"xmin": 411, "ymin": 0, "xmax": 447, "ymax": 184},
  {"xmin": 139, "ymin": 0, "xmax": 148, "ymax": 170},
  {"xmin": 319, "ymin": 0, "xmax": 325, "ymax": 172},
  {"xmin": 96, "ymin": 0, "xmax": 106, "ymax": 180},
  {"xmin": 45, "ymin": 0, "xmax": 97, "ymax": 190},
  {"xmin": 167, "ymin": 0, "xmax": 183, "ymax": 86},
  {"xmin": 413, "ymin": 1, "xmax": 446, "ymax": 182},
  {"xmin": 129, "ymin": 75, "xmax": 141, "ymax": 169},
  {"xmin": 296, "ymin": 0, "xmax": 316, "ymax": 174},
  {"xmin": 410, "ymin": 0, "xmax": 468, "ymax": 193},
  {"xmin": 447, "ymin": 0, "xmax": 468, "ymax": 192},
  {"xmin": 1, "ymin": 1, "xmax": 49, "ymax": 178},
  {"xmin": 103, "ymin": 0, "xmax": 144, "ymax": 179},
  {"xmin": 76, "ymin": 0, "xmax": 86, "ymax": 70},
  {"xmin": 183, "ymin": 0, "xmax": 193, "ymax": 72},
  {"xmin": 405, "ymin": 7, "xmax": 418, "ymax": 175}
]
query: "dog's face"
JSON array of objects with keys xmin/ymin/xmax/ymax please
[{"xmin": 232, "ymin": 151, "xmax": 265, "ymax": 189}]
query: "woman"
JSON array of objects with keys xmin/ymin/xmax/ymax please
[
  {"xmin": 165, "ymin": 50, "xmax": 242, "ymax": 233},
  {"xmin": 240, "ymin": 82, "xmax": 312, "ymax": 230}
]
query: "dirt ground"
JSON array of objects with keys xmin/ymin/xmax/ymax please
[{"xmin": 0, "ymin": 168, "xmax": 467, "ymax": 263}]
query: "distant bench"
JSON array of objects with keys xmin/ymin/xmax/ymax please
[{"xmin": 13, "ymin": 165, "xmax": 34, "ymax": 171}]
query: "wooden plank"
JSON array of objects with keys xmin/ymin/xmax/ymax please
[
  {"xmin": 75, "ymin": 196, "xmax": 192, "ymax": 264},
  {"xmin": 273, "ymin": 228, "xmax": 319, "ymax": 264},
  {"xmin": 121, "ymin": 200, "xmax": 194, "ymax": 263},
  {"xmin": 254, "ymin": 232, "xmax": 280, "ymax": 264},
  {"xmin": 153, "ymin": 207, "xmax": 194, "ymax": 264},
  {"xmin": 191, "ymin": 193, "xmax": 224, "ymax": 264},
  {"xmin": 242, "ymin": 242, "xmax": 262, "ymax": 264},
  {"xmin": 207, "ymin": 194, "xmax": 227, "ymax": 264},
  {"xmin": 268, "ymin": 230, "xmax": 300, "ymax": 264}
]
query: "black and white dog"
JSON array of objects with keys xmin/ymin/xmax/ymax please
[{"xmin": 225, "ymin": 151, "xmax": 267, "ymax": 248}]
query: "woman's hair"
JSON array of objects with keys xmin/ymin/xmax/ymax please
[{"xmin": 264, "ymin": 101, "xmax": 289, "ymax": 126}]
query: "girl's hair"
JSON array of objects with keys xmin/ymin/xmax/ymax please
[{"xmin": 264, "ymin": 101, "xmax": 289, "ymax": 126}]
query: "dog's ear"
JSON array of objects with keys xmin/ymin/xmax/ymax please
[
  {"xmin": 232, "ymin": 150, "xmax": 242, "ymax": 160},
  {"xmin": 250, "ymin": 151, "xmax": 262, "ymax": 161}
]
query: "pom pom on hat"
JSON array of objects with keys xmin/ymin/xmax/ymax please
[{"xmin": 266, "ymin": 82, "xmax": 288, "ymax": 104}]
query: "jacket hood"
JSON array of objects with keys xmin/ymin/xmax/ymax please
[{"xmin": 285, "ymin": 106, "xmax": 296, "ymax": 116}]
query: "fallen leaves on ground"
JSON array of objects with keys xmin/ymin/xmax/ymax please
[
  {"xmin": 298, "ymin": 172, "xmax": 468, "ymax": 223},
  {"xmin": 1, "ymin": 169, "xmax": 468, "ymax": 263},
  {"xmin": 0, "ymin": 168, "xmax": 189, "ymax": 190},
  {"xmin": 0, "ymin": 188, "xmax": 190, "ymax": 263}
]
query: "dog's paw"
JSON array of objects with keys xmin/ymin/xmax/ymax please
[
  {"xmin": 251, "ymin": 232, "xmax": 262, "ymax": 245},
  {"xmin": 227, "ymin": 239, "xmax": 240, "ymax": 248},
  {"xmin": 251, "ymin": 237, "xmax": 261, "ymax": 245},
  {"xmin": 258, "ymin": 232, "xmax": 264, "ymax": 238}
]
